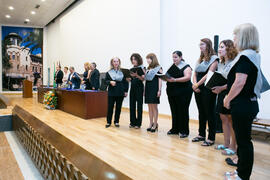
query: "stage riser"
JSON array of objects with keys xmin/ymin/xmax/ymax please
[
  {"xmin": 12, "ymin": 105, "xmax": 131, "ymax": 180},
  {"xmin": 13, "ymin": 114, "xmax": 88, "ymax": 180}
]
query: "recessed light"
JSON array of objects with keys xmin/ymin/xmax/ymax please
[
  {"xmin": 5, "ymin": 15, "xmax": 11, "ymax": 18},
  {"xmin": 31, "ymin": 11, "xmax": 36, "ymax": 15},
  {"xmin": 25, "ymin": 19, "xmax": 30, "ymax": 22},
  {"xmin": 9, "ymin": 6, "xmax": 14, "ymax": 10}
]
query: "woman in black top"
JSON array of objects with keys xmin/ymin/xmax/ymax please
[
  {"xmin": 127, "ymin": 53, "xmax": 145, "ymax": 129},
  {"xmin": 166, "ymin": 51, "xmax": 193, "ymax": 138},
  {"xmin": 82, "ymin": 62, "xmax": 91, "ymax": 90},
  {"xmin": 105, "ymin": 57, "xmax": 129, "ymax": 128},
  {"xmin": 144, "ymin": 53, "xmax": 162, "ymax": 133},
  {"xmin": 89, "ymin": 62, "xmax": 100, "ymax": 90},
  {"xmin": 192, "ymin": 38, "xmax": 219, "ymax": 146},
  {"xmin": 213, "ymin": 40, "xmax": 238, "ymax": 156},
  {"xmin": 223, "ymin": 23, "xmax": 269, "ymax": 180}
]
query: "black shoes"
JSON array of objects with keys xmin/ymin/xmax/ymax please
[
  {"xmin": 105, "ymin": 124, "xmax": 111, "ymax": 128},
  {"xmin": 167, "ymin": 129, "xmax": 179, "ymax": 135},
  {"xmin": 179, "ymin": 133, "xmax": 188, "ymax": 138},
  {"xmin": 114, "ymin": 123, "xmax": 120, "ymax": 127},
  {"xmin": 147, "ymin": 124, "xmax": 153, "ymax": 131},
  {"xmin": 150, "ymin": 124, "xmax": 158, "ymax": 132}
]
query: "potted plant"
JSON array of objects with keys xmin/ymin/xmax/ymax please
[{"xmin": 43, "ymin": 91, "xmax": 57, "ymax": 110}]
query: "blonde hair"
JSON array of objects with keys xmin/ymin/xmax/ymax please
[
  {"xmin": 146, "ymin": 53, "xmax": 159, "ymax": 69},
  {"xmin": 84, "ymin": 62, "xmax": 91, "ymax": 70},
  {"xmin": 233, "ymin": 23, "xmax": 259, "ymax": 52},
  {"xmin": 110, "ymin": 57, "xmax": 121, "ymax": 69}
]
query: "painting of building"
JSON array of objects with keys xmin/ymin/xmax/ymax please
[{"xmin": 2, "ymin": 26, "xmax": 43, "ymax": 91}]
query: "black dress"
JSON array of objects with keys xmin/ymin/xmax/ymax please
[
  {"xmin": 145, "ymin": 73, "xmax": 160, "ymax": 104},
  {"xmin": 83, "ymin": 70, "xmax": 91, "ymax": 90}
]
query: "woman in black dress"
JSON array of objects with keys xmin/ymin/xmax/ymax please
[
  {"xmin": 127, "ymin": 53, "xmax": 145, "ymax": 129},
  {"xmin": 82, "ymin": 62, "xmax": 91, "ymax": 90},
  {"xmin": 192, "ymin": 38, "xmax": 219, "ymax": 146},
  {"xmin": 224, "ymin": 23, "xmax": 269, "ymax": 180},
  {"xmin": 105, "ymin": 57, "xmax": 129, "ymax": 128},
  {"xmin": 144, "ymin": 53, "xmax": 162, "ymax": 132},
  {"xmin": 213, "ymin": 40, "xmax": 238, "ymax": 156},
  {"xmin": 166, "ymin": 51, "xmax": 193, "ymax": 138}
]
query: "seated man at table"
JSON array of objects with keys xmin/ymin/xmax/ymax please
[{"xmin": 67, "ymin": 66, "xmax": 81, "ymax": 89}]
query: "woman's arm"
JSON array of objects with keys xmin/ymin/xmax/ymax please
[
  {"xmin": 157, "ymin": 68, "xmax": 163, "ymax": 97},
  {"xmin": 224, "ymin": 73, "xmax": 247, "ymax": 109},
  {"xmin": 196, "ymin": 61, "xmax": 218, "ymax": 87},
  {"xmin": 175, "ymin": 67, "xmax": 192, "ymax": 82},
  {"xmin": 212, "ymin": 84, "xmax": 227, "ymax": 94}
]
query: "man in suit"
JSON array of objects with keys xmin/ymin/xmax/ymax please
[
  {"xmin": 89, "ymin": 62, "xmax": 100, "ymax": 90},
  {"xmin": 67, "ymin": 66, "xmax": 81, "ymax": 89},
  {"xmin": 55, "ymin": 65, "xmax": 64, "ymax": 87}
]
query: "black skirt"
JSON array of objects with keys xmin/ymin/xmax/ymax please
[
  {"xmin": 216, "ymin": 90, "xmax": 230, "ymax": 114},
  {"xmin": 145, "ymin": 76, "xmax": 160, "ymax": 104}
]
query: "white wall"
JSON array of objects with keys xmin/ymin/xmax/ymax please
[
  {"xmin": 160, "ymin": 0, "xmax": 270, "ymax": 119},
  {"xmin": 44, "ymin": 0, "xmax": 270, "ymax": 119},
  {"xmin": 45, "ymin": 0, "xmax": 160, "ymax": 108}
]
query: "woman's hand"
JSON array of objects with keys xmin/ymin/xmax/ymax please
[
  {"xmin": 126, "ymin": 78, "xmax": 131, "ymax": 82},
  {"xmin": 212, "ymin": 86, "xmax": 223, "ymax": 94},
  {"xmin": 192, "ymin": 83, "xmax": 198, "ymax": 91},
  {"xmin": 166, "ymin": 78, "xmax": 176, "ymax": 83},
  {"xmin": 157, "ymin": 90, "xmax": 161, "ymax": 97},
  {"xmin": 223, "ymin": 95, "xmax": 231, "ymax": 109},
  {"xmin": 194, "ymin": 88, "xmax": 200, "ymax": 93},
  {"xmin": 130, "ymin": 72, "xmax": 138, "ymax": 78},
  {"xmin": 124, "ymin": 92, "xmax": 128, "ymax": 97},
  {"xmin": 110, "ymin": 81, "xmax": 116, "ymax": 86}
]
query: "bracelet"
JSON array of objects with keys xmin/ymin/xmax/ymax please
[
  {"xmin": 194, "ymin": 83, "xmax": 198, "ymax": 88},
  {"xmin": 174, "ymin": 78, "xmax": 177, "ymax": 82}
]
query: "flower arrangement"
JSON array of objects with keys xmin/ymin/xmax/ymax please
[{"xmin": 43, "ymin": 91, "xmax": 57, "ymax": 110}]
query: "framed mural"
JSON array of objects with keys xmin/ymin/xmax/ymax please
[{"xmin": 2, "ymin": 26, "xmax": 43, "ymax": 91}]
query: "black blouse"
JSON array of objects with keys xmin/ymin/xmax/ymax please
[{"xmin": 105, "ymin": 72, "xmax": 129, "ymax": 96}]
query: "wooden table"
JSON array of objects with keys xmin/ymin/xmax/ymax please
[{"xmin": 37, "ymin": 87, "xmax": 108, "ymax": 119}]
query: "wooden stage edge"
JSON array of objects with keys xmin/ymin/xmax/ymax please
[{"xmin": 5, "ymin": 95, "xmax": 270, "ymax": 180}]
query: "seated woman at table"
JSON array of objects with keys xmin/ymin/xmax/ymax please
[
  {"xmin": 105, "ymin": 57, "xmax": 129, "ymax": 128},
  {"xmin": 89, "ymin": 62, "xmax": 100, "ymax": 90}
]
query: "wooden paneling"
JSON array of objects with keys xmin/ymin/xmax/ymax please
[{"xmin": 22, "ymin": 80, "xmax": 33, "ymax": 98}]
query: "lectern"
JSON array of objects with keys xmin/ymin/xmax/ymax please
[{"xmin": 22, "ymin": 80, "xmax": 33, "ymax": 98}]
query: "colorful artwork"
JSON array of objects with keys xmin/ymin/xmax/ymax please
[{"xmin": 2, "ymin": 26, "xmax": 43, "ymax": 91}]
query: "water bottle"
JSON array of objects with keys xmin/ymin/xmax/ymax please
[{"xmin": 72, "ymin": 84, "xmax": 75, "ymax": 89}]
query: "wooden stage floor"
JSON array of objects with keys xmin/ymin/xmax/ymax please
[{"xmin": 6, "ymin": 95, "xmax": 270, "ymax": 180}]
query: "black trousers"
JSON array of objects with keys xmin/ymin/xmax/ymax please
[
  {"xmin": 194, "ymin": 87, "xmax": 217, "ymax": 141},
  {"xmin": 231, "ymin": 101, "xmax": 258, "ymax": 180},
  {"xmin": 107, "ymin": 96, "xmax": 124, "ymax": 124},
  {"xmin": 129, "ymin": 86, "xmax": 143, "ymax": 127},
  {"xmin": 168, "ymin": 91, "xmax": 193, "ymax": 135}
]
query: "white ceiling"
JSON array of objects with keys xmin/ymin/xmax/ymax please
[{"xmin": 0, "ymin": 0, "xmax": 76, "ymax": 27}]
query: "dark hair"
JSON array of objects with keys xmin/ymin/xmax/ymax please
[
  {"xmin": 219, "ymin": 40, "xmax": 238, "ymax": 64},
  {"xmin": 91, "ymin": 62, "xmax": 97, "ymax": 68},
  {"xmin": 64, "ymin": 66, "xmax": 68, "ymax": 70},
  {"xmin": 198, "ymin": 38, "xmax": 215, "ymax": 63},
  {"xmin": 130, "ymin": 53, "xmax": 143, "ymax": 66},
  {"xmin": 173, "ymin": 51, "xmax": 184, "ymax": 61}
]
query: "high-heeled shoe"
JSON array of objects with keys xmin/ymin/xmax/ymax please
[
  {"xmin": 146, "ymin": 123, "xmax": 153, "ymax": 131},
  {"xmin": 150, "ymin": 123, "xmax": 158, "ymax": 132}
]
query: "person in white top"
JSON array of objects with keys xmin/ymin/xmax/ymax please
[{"xmin": 62, "ymin": 66, "xmax": 69, "ymax": 85}]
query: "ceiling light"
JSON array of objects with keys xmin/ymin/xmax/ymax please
[
  {"xmin": 25, "ymin": 19, "xmax": 30, "ymax": 22},
  {"xmin": 31, "ymin": 11, "xmax": 36, "ymax": 15},
  {"xmin": 9, "ymin": 6, "xmax": 14, "ymax": 10},
  {"xmin": 5, "ymin": 15, "xmax": 11, "ymax": 18},
  {"xmin": 41, "ymin": 0, "xmax": 46, "ymax": 2}
]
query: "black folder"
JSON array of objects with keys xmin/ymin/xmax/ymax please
[
  {"xmin": 121, "ymin": 68, "xmax": 132, "ymax": 78},
  {"xmin": 205, "ymin": 71, "xmax": 227, "ymax": 89},
  {"xmin": 130, "ymin": 67, "xmax": 145, "ymax": 76},
  {"xmin": 156, "ymin": 73, "xmax": 171, "ymax": 81}
]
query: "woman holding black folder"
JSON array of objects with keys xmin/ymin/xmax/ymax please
[
  {"xmin": 166, "ymin": 51, "xmax": 193, "ymax": 138},
  {"xmin": 126, "ymin": 53, "xmax": 145, "ymax": 129},
  {"xmin": 105, "ymin": 57, "xmax": 129, "ymax": 128},
  {"xmin": 224, "ymin": 23, "xmax": 270, "ymax": 180},
  {"xmin": 144, "ymin": 53, "xmax": 162, "ymax": 132},
  {"xmin": 192, "ymin": 38, "xmax": 219, "ymax": 146},
  {"xmin": 212, "ymin": 40, "xmax": 237, "ymax": 156}
]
